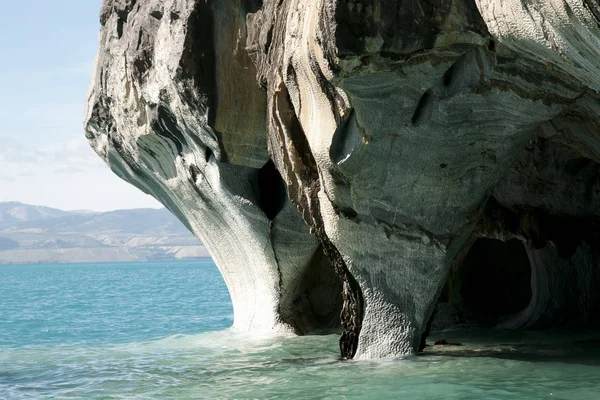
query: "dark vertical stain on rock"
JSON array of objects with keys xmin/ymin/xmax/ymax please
[
  {"xmin": 271, "ymin": 81, "xmax": 364, "ymax": 359},
  {"xmin": 178, "ymin": 1, "xmax": 218, "ymax": 131}
]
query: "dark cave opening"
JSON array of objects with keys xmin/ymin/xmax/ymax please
[
  {"xmin": 257, "ymin": 159, "xmax": 287, "ymax": 220},
  {"xmin": 457, "ymin": 238, "xmax": 532, "ymax": 325}
]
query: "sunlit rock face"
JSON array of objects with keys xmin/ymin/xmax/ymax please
[
  {"xmin": 84, "ymin": 0, "xmax": 342, "ymax": 336},
  {"xmin": 87, "ymin": 0, "xmax": 600, "ymax": 359}
]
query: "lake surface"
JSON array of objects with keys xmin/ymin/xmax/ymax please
[{"xmin": 1, "ymin": 260, "xmax": 599, "ymax": 399}]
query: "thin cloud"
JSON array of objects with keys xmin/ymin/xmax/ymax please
[
  {"xmin": 0, "ymin": 169, "xmax": 34, "ymax": 181},
  {"xmin": 0, "ymin": 137, "xmax": 104, "ymax": 170},
  {"xmin": 0, "ymin": 103, "xmax": 84, "ymax": 126},
  {"xmin": 54, "ymin": 166, "xmax": 86, "ymax": 175}
]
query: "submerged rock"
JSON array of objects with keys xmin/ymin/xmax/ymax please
[{"xmin": 85, "ymin": 0, "xmax": 600, "ymax": 359}]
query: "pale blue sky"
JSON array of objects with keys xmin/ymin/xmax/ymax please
[{"xmin": 0, "ymin": 0, "xmax": 161, "ymax": 211}]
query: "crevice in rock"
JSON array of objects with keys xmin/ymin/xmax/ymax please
[
  {"xmin": 268, "ymin": 219, "xmax": 284, "ymax": 321},
  {"xmin": 117, "ymin": 17, "xmax": 125, "ymax": 39},
  {"xmin": 205, "ymin": 147, "xmax": 213, "ymax": 163},
  {"xmin": 257, "ymin": 159, "xmax": 287, "ymax": 220},
  {"xmin": 264, "ymin": 26, "xmax": 274, "ymax": 54},
  {"xmin": 411, "ymin": 90, "xmax": 438, "ymax": 127},
  {"xmin": 134, "ymin": 55, "xmax": 153, "ymax": 78}
]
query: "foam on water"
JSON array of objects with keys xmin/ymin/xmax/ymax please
[{"xmin": 1, "ymin": 261, "xmax": 599, "ymax": 399}]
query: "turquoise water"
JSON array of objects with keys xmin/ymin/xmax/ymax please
[{"xmin": 1, "ymin": 261, "xmax": 599, "ymax": 399}]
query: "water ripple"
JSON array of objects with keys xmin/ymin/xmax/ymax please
[{"xmin": 1, "ymin": 261, "xmax": 599, "ymax": 399}]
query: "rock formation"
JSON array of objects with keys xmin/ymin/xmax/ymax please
[
  {"xmin": 84, "ymin": 0, "xmax": 342, "ymax": 337},
  {"xmin": 85, "ymin": 0, "xmax": 600, "ymax": 359}
]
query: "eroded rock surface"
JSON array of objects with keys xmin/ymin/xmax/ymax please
[
  {"xmin": 85, "ymin": 0, "xmax": 341, "ymax": 336},
  {"xmin": 86, "ymin": 0, "xmax": 600, "ymax": 359}
]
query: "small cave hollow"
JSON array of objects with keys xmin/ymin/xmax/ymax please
[
  {"xmin": 457, "ymin": 238, "xmax": 532, "ymax": 325},
  {"xmin": 330, "ymin": 110, "xmax": 360, "ymax": 164},
  {"xmin": 284, "ymin": 245, "xmax": 343, "ymax": 335},
  {"xmin": 257, "ymin": 159, "xmax": 287, "ymax": 220}
]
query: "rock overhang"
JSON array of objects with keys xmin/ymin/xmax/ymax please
[{"xmin": 86, "ymin": 0, "xmax": 600, "ymax": 359}]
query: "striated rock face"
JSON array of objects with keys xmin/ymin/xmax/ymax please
[
  {"xmin": 86, "ymin": 0, "xmax": 600, "ymax": 359},
  {"xmin": 85, "ymin": 0, "xmax": 342, "ymax": 335}
]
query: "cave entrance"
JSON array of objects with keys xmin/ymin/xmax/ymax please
[{"xmin": 457, "ymin": 238, "xmax": 532, "ymax": 326}]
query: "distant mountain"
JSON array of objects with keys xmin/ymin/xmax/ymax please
[
  {"xmin": 0, "ymin": 202, "xmax": 209, "ymax": 264},
  {"xmin": 0, "ymin": 202, "xmax": 73, "ymax": 226}
]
